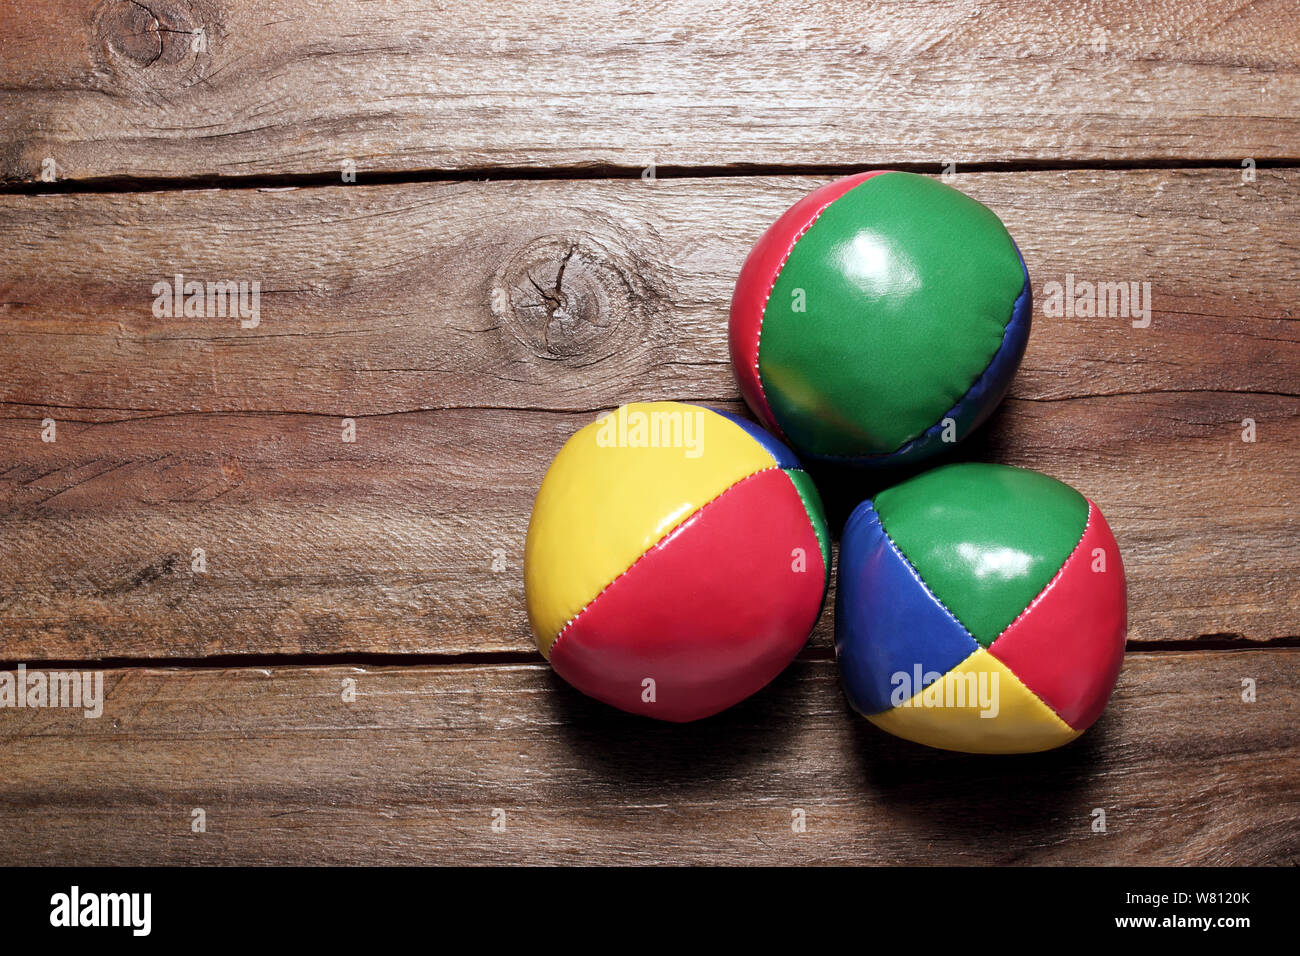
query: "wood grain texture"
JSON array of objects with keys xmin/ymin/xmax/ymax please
[
  {"xmin": 2, "ymin": 0, "xmax": 1299, "ymax": 184},
  {"xmin": 1, "ymin": 170, "xmax": 1296, "ymax": 659},
  {"xmin": 2, "ymin": 0, "xmax": 1295, "ymax": 872},
  {"xmin": 0, "ymin": 651, "xmax": 1294, "ymax": 865}
]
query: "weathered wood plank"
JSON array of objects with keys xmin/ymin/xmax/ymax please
[
  {"xmin": 1, "ymin": 171, "xmax": 1294, "ymax": 417},
  {"xmin": 0, "ymin": 395, "xmax": 1296, "ymax": 659},
  {"xmin": 0, "ymin": 651, "xmax": 1294, "ymax": 864},
  {"xmin": 0, "ymin": 170, "xmax": 1296, "ymax": 658},
  {"xmin": 2, "ymin": 0, "xmax": 1298, "ymax": 183}
]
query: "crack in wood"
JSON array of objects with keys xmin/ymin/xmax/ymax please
[{"xmin": 4, "ymin": 159, "xmax": 1299, "ymax": 196}]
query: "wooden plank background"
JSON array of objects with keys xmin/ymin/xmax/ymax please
[
  {"xmin": 0, "ymin": 0, "xmax": 1297, "ymax": 865},
  {"xmin": 0, "ymin": 652, "xmax": 1295, "ymax": 865}
]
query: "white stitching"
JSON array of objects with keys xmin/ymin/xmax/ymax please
[
  {"xmin": 752, "ymin": 175, "xmax": 881, "ymax": 432},
  {"xmin": 868, "ymin": 504, "xmax": 978, "ymax": 648},
  {"xmin": 546, "ymin": 466, "xmax": 782, "ymax": 660},
  {"xmin": 872, "ymin": 500, "xmax": 1082, "ymax": 731},
  {"xmin": 989, "ymin": 501, "xmax": 1096, "ymax": 648}
]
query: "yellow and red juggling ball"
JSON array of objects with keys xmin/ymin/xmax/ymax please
[
  {"xmin": 836, "ymin": 463, "xmax": 1127, "ymax": 754},
  {"xmin": 730, "ymin": 171, "xmax": 1031, "ymax": 466},
  {"xmin": 525, "ymin": 401, "xmax": 830, "ymax": 721}
]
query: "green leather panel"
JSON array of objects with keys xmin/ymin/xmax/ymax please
[
  {"xmin": 783, "ymin": 467, "xmax": 831, "ymax": 588},
  {"xmin": 873, "ymin": 463, "xmax": 1089, "ymax": 646},
  {"xmin": 758, "ymin": 172, "xmax": 1024, "ymax": 457}
]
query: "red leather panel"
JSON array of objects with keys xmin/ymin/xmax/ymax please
[
  {"xmin": 728, "ymin": 170, "xmax": 889, "ymax": 438},
  {"xmin": 987, "ymin": 501, "xmax": 1128, "ymax": 731}
]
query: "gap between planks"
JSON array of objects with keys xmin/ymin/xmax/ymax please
[
  {"xmin": 3, "ymin": 159, "xmax": 1299, "ymax": 198},
  {"xmin": 2, "ymin": 639, "xmax": 1299, "ymax": 674}
]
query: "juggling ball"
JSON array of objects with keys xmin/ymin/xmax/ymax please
[
  {"xmin": 525, "ymin": 401, "xmax": 830, "ymax": 721},
  {"xmin": 730, "ymin": 171, "xmax": 1032, "ymax": 466},
  {"xmin": 835, "ymin": 463, "xmax": 1126, "ymax": 753}
]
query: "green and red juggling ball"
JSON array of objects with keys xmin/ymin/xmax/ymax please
[{"xmin": 730, "ymin": 171, "xmax": 1031, "ymax": 466}]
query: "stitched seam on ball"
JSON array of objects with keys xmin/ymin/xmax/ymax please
[
  {"xmin": 871, "ymin": 505, "xmax": 980, "ymax": 652},
  {"xmin": 782, "ymin": 469, "xmax": 827, "ymax": 576},
  {"xmin": 882, "ymin": 644, "xmax": 1076, "ymax": 738},
  {"xmin": 812, "ymin": 259, "xmax": 1029, "ymax": 463},
  {"xmin": 546, "ymin": 465, "xmax": 782, "ymax": 661},
  {"xmin": 866, "ymin": 644, "xmax": 984, "ymax": 717},
  {"xmin": 1007, "ymin": 668, "xmax": 1078, "ymax": 735},
  {"xmin": 982, "ymin": 503, "xmax": 1097, "ymax": 729},
  {"xmin": 704, "ymin": 404, "xmax": 802, "ymax": 473},
  {"xmin": 989, "ymin": 501, "xmax": 1095, "ymax": 650},
  {"xmin": 875, "ymin": 502, "xmax": 1081, "ymax": 734},
  {"xmin": 752, "ymin": 184, "xmax": 863, "ymax": 434}
]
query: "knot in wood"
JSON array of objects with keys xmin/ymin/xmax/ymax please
[
  {"xmin": 95, "ymin": 0, "xmax": 211, "ymax": 90},
  {"xmin": 494, "ymin": 235, "xmax": 645, "ymax": 362}
]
